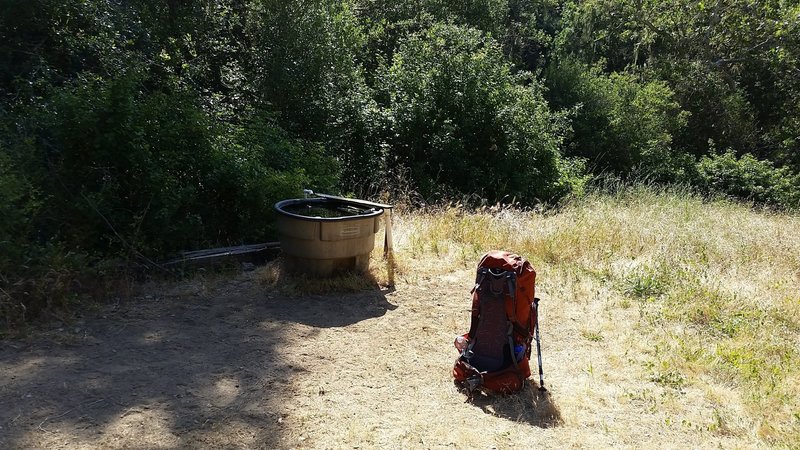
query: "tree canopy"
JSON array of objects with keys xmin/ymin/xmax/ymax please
[{"xmin": 2, "ymin": 0, "xmax": 799, "ymax": 322}]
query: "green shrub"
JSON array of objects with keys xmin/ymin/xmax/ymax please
[
  {"xmin": 697, "ymin": 150, "xmax": 800, "ymax": 208},
  {"xmin": 545, "ymin": 58, "xmax": 692, "ymax": 182},
  {"xmin": 0, "ymin": 149, "xmax": 36, "ymax": 270},
  {"xmin": 14, "ymin": 74, "xmax": 339, "ymax": 256},
  {"xmin": 1, "ymin": 142, "xmax": 90, "ymax": 327},
  {"xmin": 0, "ymin": 72, "xmax": 341, "ymax": 326},
  {"xmin": 381, "ymin": 23, "xmax": 575, "ymax": 204}
]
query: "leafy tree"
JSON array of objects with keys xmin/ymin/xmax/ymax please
[
  {"xmin": 353, "ymin": 0, "xmax": 565, "ymax": 74},
  {"xmin": 555, "ymin": 0, "xmax": 800, "ymax": 166},
  {"xmin": 503, "ymin": 0, "xmax": 564, "ymax": 72},
  {"xmin": 382, "ymin": 23, "xmax": 572, "ymax": 203},
  {"xmin": 545, "ymin": 58, "xmax": 690, "ymax": 181}
]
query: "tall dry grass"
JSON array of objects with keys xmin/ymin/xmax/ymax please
[{"xmin": 389, "ymin": 186, "xmax": 799, "ymax": 447}]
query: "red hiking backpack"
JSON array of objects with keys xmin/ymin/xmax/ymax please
[{"xmin": 452, "ymin": 250, "xmax": 545, "ymax": 394}]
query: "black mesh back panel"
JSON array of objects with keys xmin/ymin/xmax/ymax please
[{"xmin": 469, "ymin": 294, "xmax": 509, "ymax": 372}]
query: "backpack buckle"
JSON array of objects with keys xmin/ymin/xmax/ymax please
[{"xmin": 465, "ymin": 375, "xmax": 482, "ymax": 392}]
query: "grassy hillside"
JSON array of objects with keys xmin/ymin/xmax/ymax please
[{"xmin": 389, "ymin": 188, "xmax": 799, "ymax": 447}]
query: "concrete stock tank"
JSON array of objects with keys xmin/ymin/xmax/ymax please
[{"xmin": 274, "ymin": 195, "xmax": 388, "ymax": 276}]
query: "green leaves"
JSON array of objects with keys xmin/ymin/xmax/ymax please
[
  {"xmin": 381, "ymin": 23, "xmax": 570, "ymax": 203},
  {"xmin": 698, "ymin": 150, "xmax": 800, "ymax": 208},
  {"xmin": 555, "ymin": 0, "xmax": 800, "ymax": 174},
  {"xmin": 545, "ymin": 57, "xmax": 690, "ymax": 181}
]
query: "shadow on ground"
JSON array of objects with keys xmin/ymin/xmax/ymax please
[
  {"xmin": 0, "ymin": 274, "xmax": 394, "ymax": 448},
  {"xmin": 466, "ymin": 381, "xmax": 563, "ymax": 428},
  {"xmin": 260, "ymin": 290, "xmax": 397, "ymax": 328}
]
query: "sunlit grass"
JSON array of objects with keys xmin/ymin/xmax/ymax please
[
  {"xmin": 390, "ymin": 186, "xmax": 800, "ymax": 447},
  {"xmin": 256, "ymin": 186, "xmax": 798, "ymax": 446}
]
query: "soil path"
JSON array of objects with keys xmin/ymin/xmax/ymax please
[
  {"xmin": 1, "ymin": 265, "xmax": 753, "ymax": 448},
  {"xmin": 0, "ymin": 269, "xmax": 560, "ymax": 449}
]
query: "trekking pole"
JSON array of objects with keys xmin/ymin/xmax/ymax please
[{"xmin": 533, "ymin": 297, "xmax": 546, "ymax": 391}]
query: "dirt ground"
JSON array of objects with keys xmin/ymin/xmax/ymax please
[
  {"xmin": 0, "ymin": 262, "xmax": 762, "ymax": 449},
  {"xmin": 0, "ymin": 265, "xmax": 558, "ymax": 449}
]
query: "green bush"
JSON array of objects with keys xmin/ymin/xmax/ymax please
[
  {"xmin": 213, "ymin": 112, "xmax": 340, "ymax": 242},
  {"xmin": 0, "ymin": 149, "xmax": 35, "ymax": 270},
  {"xmin": 16, "ymin": 74, "xmax": 339, "ymax": 256},
  {"xmin": 381, "ymin": 23, "xmax": 575, "ymax": 204},
  {"xmin": 1, "ymin": 140, "xmax": 89, "ymax": 327},
  {"xmin": 0, "ymin": 72, "xmax": 341, "ymax": 325},
  {"xmin": 697, "ymin": 150, "xmax": 800, "ymax": 208},
  {"xmin": 545, "ymin": 58, "xmax": 691, "ymax": 182}
]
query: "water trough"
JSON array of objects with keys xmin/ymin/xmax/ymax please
[{"xmin": 274, "ymin": 193, "xmax": 393, "ymax": 277}]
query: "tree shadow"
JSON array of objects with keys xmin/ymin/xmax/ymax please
[
  {"xmin": 260, "ymin": 287, "xmax": 397, "ymax": 328},
  {"xmin": 0, "ymin": 272, "xmax": 395, "ymax": 448},
  {"xmin": 464, "ymin": 381, "xmax": 563, "ymax": 428}
]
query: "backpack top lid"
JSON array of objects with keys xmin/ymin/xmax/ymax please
[{"xmin": 477, "ymin": 250, "xmax": 536, "ymax": 302}]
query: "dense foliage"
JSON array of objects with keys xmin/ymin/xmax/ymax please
[
  {"xmin": 382, "ymin": 24, "xmax": 573, "ymax": 201},
  {"xmin": 1, "ymin": 0, "xmax": 799, "ymax": 324}
]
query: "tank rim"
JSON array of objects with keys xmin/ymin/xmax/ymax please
[{"xmin": 274, "ymin": 197, "xmax": 384, "ymax": 222}]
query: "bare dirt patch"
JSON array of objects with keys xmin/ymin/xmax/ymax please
[
  {"xmin": 1, "ymin": 265, "xmax": 556, "ymax": 449},
  {"xmin": 0, "ymin": 257, "xmax": 765, "ymax": 448}
]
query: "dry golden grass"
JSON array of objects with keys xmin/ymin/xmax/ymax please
[
  {"xmin": 234, "ymin": 187, "xmax": 798, "ymax": 448},
  {"xmin": 371, "ymin": 187, "xmax": 799, "ymax": 448}
]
